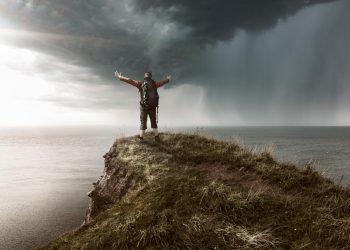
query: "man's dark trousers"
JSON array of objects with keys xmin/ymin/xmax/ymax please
[{"xmin": 140, "ymin": 104, "xmax": 157, "ymax": 130}]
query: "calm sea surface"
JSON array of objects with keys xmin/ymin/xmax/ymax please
[{"xmin": 0, "ymin": 126, "xmax": 349, "ymax": 249}]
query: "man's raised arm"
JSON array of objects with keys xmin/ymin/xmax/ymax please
[
  {"xmin": 115, "ymin": 71, "xmax": 141, "ymax": 88},
  {"xmin": 155, "ymin": 75, "xmax": 171, "ymax": 88}
]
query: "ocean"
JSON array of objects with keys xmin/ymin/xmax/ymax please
[{"xmin": 0, "ymin": 126, "xmax": 349, "ymax": 249}]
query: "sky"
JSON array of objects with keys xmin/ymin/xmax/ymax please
[{"xmin": 0, "ymin": 0, "xmax": 349, "ymax": 126}]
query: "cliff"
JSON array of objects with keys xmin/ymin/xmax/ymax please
[{"xmin": 42, "ymin": 133, "xmax": 350, "ymax": 249}]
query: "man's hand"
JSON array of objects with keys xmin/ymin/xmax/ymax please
[
  {"xmin": 166, "ymin": 75, "xmax": 171, "ymax": 81},
  {"xmin": 114, "ymin": 70, "xmax": 122, "ymax": 79}
]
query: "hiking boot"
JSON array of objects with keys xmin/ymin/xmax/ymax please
[
  {"xmin": 136, "ymin": 135, "xmax": 144, "ymax": 143},
  {"xmin": 155, "ymin": 135, "xmax": 160, "ymax": 142}
]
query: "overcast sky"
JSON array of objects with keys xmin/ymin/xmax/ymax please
[{"xmin": 0, "ymin": 0, "xmax": 349, "ymax": 126}]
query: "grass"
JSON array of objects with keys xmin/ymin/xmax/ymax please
[{"xmin": 41, "ymin": 132, "xmax": 350, "ymax": 250}]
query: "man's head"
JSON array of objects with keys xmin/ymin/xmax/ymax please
[{"xmin": 144, "ymin": 71, "xmax": 152, "ymax": 79}]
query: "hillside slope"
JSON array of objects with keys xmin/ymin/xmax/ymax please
[{"xmin": 42, "ymin": 133, "xmax": 350, "ymax": 250}]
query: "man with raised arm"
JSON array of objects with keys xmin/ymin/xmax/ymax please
[{"xmin": 115, "ymin": 70, "xmax": 171, "ymax": 142}]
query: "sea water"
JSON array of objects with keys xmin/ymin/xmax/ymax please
[{"xmin": 0, "ymin": 126, "xmax": 349, "ymax": 249}]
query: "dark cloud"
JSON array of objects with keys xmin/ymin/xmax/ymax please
[
  {"xmin": 4, "ymin": 0, "xmax": 122, "ymax": 36},
  {"xmin": 133, "ymin": 0, "xmax": 335, "ymax": 43},
  {"xmin": 2, "ymin": 0, "xmax": 337, "ymax": 83},
  {"xmin": 2, "ymin": 0, "xmax": 349, "ymax": 125},
  {"xmin": 130, "ymin": 0, "xmax": 337, "ymax": 76},
  {"xmin": 190, "ymin": 0, "xmax": 350, "ymax": 124},
  {"xmin": 2, "ymin": 0, "xmax": 152, "ymax": 81}
]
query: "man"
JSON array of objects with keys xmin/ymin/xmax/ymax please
[{"xmin": 115, "ymin": 70, "xmax": 171, "ymax": 142}]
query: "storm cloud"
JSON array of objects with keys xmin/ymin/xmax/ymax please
[
  {"xmin": 133, "ymin": 0, "xmax": 335, "ymax": 42},
  {"xmin": 1, "ymin": 0, "xmax": 337, "ymax": 80},
  {"xmin": 1, "ymin": 0, "xmax": 349, "ymax": 125}
]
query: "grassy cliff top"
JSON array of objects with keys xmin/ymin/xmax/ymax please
[{"xmin": 43, "ymin": 133, "xmax": 350, "ymax": 250}]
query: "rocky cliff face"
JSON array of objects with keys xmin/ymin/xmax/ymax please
[
  {"xmin": 85, "ymin": 135, "xmax": 172, "ymax": 223},
  {"xmin": 43, "ymin": 133, "xmax": 350, "ymax": 250}
]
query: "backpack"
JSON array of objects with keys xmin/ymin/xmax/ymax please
[{"xmin": 141, "ymin": 78, "xmax": 159, "ymax": 108}]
